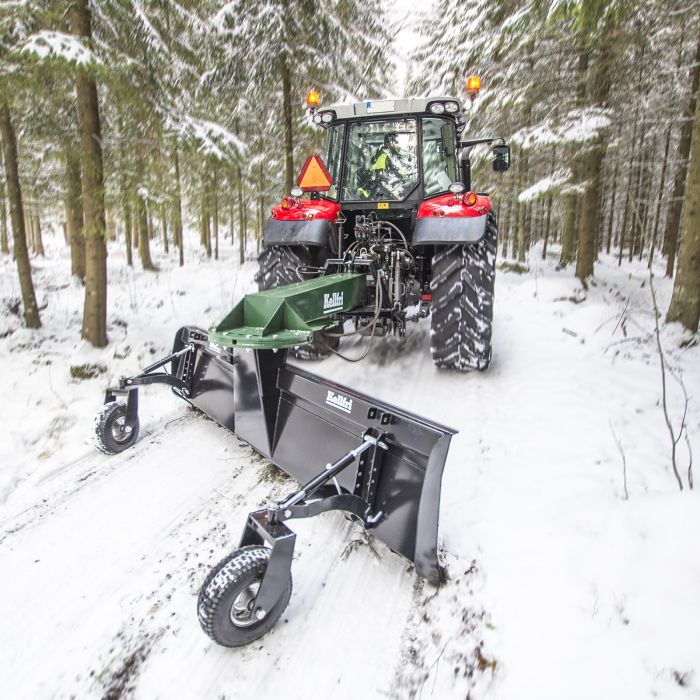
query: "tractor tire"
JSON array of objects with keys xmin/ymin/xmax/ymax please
[
  {"xmin": 197, "ymin": 546, "xmax": 292, "ymax": 647},
  {"xmin": 255, "ymin": 245, "xmax": 338, "ymax": 360},
  {"xmin": 429, "ymin": 212, "xmax": 497, "ymax": 372},
  {"xmin": 94, "ymin": 402, "xmax": 140, "ymax": 454}
]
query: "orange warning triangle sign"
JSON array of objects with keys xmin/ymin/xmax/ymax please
[{"xmin": 297, "ymin": 154, "xmax": 333, "ymax": 192}]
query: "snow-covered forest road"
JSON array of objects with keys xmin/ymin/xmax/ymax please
[{"xmin": 1, "ymin": 234, "xmax": 699, "ymax": 699}]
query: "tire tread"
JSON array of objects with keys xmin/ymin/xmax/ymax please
[{"xmin": 429, "ymin": 212, "xmax": 497, "ymax": 371}]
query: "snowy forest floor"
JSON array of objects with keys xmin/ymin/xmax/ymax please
[{"xmin": 0, "ymin": 229, "xmax": 699, "ymax": 700}]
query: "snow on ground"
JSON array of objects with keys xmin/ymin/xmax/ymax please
[{"xmin": 0, "ymin": 227, "xmax": 699, "ymax": 700}]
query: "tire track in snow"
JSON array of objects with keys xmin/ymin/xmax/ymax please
[
  {"xmin": 0, "ymin": 410, "xmax": 202, "ymax": 545},
  {"xmin": 0, "ymin": 417, "xmax": 265, "ymax": 698}
]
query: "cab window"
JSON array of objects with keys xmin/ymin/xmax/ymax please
[
  {"xmin": 342, "ymin": 118, "xmax": 418, "ymax": 201},
  {"xmin": 422, "ymin": 118, "xmax": 457, "ymax": 197},
  {"xmin": 323, "ymin": 123, "xmax": 345, "ymax": 200}
]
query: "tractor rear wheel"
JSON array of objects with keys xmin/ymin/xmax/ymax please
[
  {"xmin": 255, "ymin": 245, "xmax": 338, "ymax": 359},
  {"xmin": 429, "ymin": 212, "xmax": 497, "ymax": 371}
]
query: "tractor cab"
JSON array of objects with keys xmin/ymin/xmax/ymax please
[{"xmin": 313, "ymin": 97, "xmax": 465, "ymax": 212}]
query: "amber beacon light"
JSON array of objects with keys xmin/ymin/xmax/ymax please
[
  {"xmin": 306, "ymin": 90, "xmax": 320, "ymax": 110},
  {"xmin": 466, "ymin": 75, "xmax": 481, "ymax": 100}
]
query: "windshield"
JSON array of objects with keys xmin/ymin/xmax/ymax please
[
  {"xmin": 323, "ymin": 123, "xmax": 345, "ymax": 200},
  {"xmin": 342, "ymin": 118, "xmax": 418, "ymax": 201},
  {"xmin": 422, "ymin": 118, "xmax": 457, "ymax": 196}
]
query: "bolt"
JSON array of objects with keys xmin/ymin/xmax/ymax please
[
  {"xmin": 284, "ymin": 509, "xmax": 292, "ymax": 518},
  {"xmin": 255, "ymin": 608, "xmax": 266, "ymax": 620}
]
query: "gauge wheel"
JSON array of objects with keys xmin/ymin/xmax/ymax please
[
  {"xmin": 197, "ymin": 546, "xmax": 292, "ymax": 647},
  {"xmin": 94, "ymin": 401, "xmax": 140, "ymax": 454}
]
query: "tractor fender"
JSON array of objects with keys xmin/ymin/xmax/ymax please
[
  {"xmin": 412, "ymin": 193, "xmax": 490, "ymax": 246},
  {"xmin": 412, "ymin": 215, "xmax": 488, "ymax": 245},
  {"xmin": 263, "ymin": 217, "xmax": 334, "ymax": 248}
]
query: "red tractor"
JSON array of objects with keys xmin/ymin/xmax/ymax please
[{"xmin": 257, "ymin": 89, "xmax": 510, "ymax": 370}]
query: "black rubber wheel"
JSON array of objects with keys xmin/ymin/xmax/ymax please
[
  {"xmin": 197, "ymin": 546, "xmax": 292, "ymax": 647},
  {"xmin": 255, "ymin": 245, "xmax": 337, "ymax": 359},
  {"xmin": 429, "ymin": 212, "xmax": 497, "ymax": 371},
  {"xmin": 94, "ymin": 402, "xmax": 140, "ymax": 454}
]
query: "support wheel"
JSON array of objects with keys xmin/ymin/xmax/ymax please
[
  {"xmin": 197, "ymin": 546, "xmax": 292, "ymax": 647},
  {"xmin": 430, "ymin": 212, "xmax": 497, "ymax": 371},
  {"xmin": 94, "ymin": 402, "xmax": 140, "ymax": 454},
  {"xmin": 255, "ymin": 245, "xmax": 335, "ymax": 360}
]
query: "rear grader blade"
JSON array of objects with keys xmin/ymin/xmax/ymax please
[{"xmin": 96, "ymin": 277, "xmax": 456, "ymax": 647}]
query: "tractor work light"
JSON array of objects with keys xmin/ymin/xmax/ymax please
[
  {"xmin": 444, "ymin": 101, "xmax": 459, "ymax": 113},
  {"xmin": 463, "ymin": 191, "xmax": 478, "ymax": 206},
  {"xmin": 466, "ymin": 75, "xmax": 481, "ymax": 100},
  {"xmin": 312, "ymin": 114, "xmax": 323, "ymax": 124},
  {"xmin": 449, "ymin": 182, "xmax": 465, "ymax": 199},
  {"xmin": 306, "ymin": 90, "xmax": 320, "ymax": 110},
  {"xmin": 290, "ymin": 186, "xmax": 303, "ymax": 200},
  {"xmin": 429, "ymin": 102, "xmax": 445, "ymax": 114},
  {"xmin": 320, "ymin": 111, "xmax": 335, "ymax": 123},
  {"xmin": 281, "ymin": 196, "xmax": 296, "ymax": 210}
]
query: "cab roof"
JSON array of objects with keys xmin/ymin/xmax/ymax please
[{"xmin": 324, "ymin": 96, "xmax": 466, "ymax": 121}]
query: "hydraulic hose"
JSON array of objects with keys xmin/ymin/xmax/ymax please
[{"xmin": 319, "ymin": 272, "xmax": 384, "ymax": 362}]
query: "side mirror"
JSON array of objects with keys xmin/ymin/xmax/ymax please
[{"xmin": 492, "ymin": 144, "xmax": 510, "ymax": 172}]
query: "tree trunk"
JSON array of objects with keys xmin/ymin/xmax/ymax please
[
  {"xmin": 32, "ymin": 216, "xmax": 45, "ymax": 256},
  {"xmin": 70, "ymin": 0, "xmax": 107, "ymax": 347},
  {"xmin": 666, "ymin": 64, "xmax": 700, "ymax": 333},
  {"xmin": 173, "ymin": 144, "xmax": 183, "ymax": 267},
  {"xmin": 65, "ymin": 145, "xmax": 85, "ymax": 280},
  {"xmin": 132, "ymin": 208, "xmax": 139, "ymax": 250},
  {"xmin": 257, "ymin": 162, "xmax": 264, "ymax": 254},
  {"xmin": 514, "ymin": 146, "xmax": 529, "ymax": 262},
  {"xmin": 560, "ymin": 194, "xmax": 576, "ymax": 266},
  {"xmin": 648, "ymin": 128, "xmax": 672, "ymax": 268},
  {"xmin": 500, "ymin": 194, "xmax": 510, "ymax": 258},
  {"xmin": 25, "ymin": 214, "xmax": 34, "ymax": 255},
  {"xmin": 281, "ymin": 59, "xmax": 294, "ymax": 194},
  {"xmin": 147, "ymin": 205, "xmax": 154, "ymax": 241},
  {"xmin": 137, "ymin": 190, "xmax": 156, "ymax": 270},
  {"xmin": 664, "ymin": 31, "xmax": 700, "ymax": 278},
  {"xmin": 123, "ymin": 200, "xmax": 133, "ymax": 267},
  {"xmin": 576, "ymin": 147, "xmax": 604, "ymax": 280},
  {"xmin": 212, "ymin": 175, "xmax": 219, "ymax": 261},
  {"xmin": 542, "ymin": 196, "xmax": 552, "ymax": 259},
  {"xmin": 605, "ymin": 159, "xmax": 619, "ymax": 254},
  {"xmin": 575, "ymin": 38, "xmax": 613, "ymax": 281},
  {"xmin": 237, "ymin": 165, "xmax": 245, "ymax": 266},
  {"xmin": 200, "ymin": 192, "xmax": 207, "ymax": 248},
  {"xmin": 118, "ymin": 172, "xmax": 132, "ymax": 267},
  {"xmin": 628, "ymin": 132, "xmax": 648, "ymax": 262},
  {"xmin": 0, "ymin": 103, "xmax": 41, "ymax": 328},
  {"xmin": 160, "ymin": 203, "xmax": 168, "ymax": 253},
  {"xmin": 201, "ymin": 174, "xmax": 212, "ymax": 258},
  {"xmin": 242, "ymin": 190, "xmax": 248, "ymax": 255},
  {"xmin": 0, "ymin": 170, "xmax": 9, "ymax": 254}
]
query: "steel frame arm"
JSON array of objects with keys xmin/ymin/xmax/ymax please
[{"xmin": 238, "ymin": 432, "xmax": 387, "ymax": 619}]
